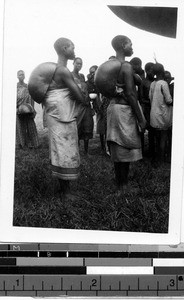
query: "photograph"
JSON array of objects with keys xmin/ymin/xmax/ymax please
[{"xmin": 0, "ymin": 0, "xmax": 183, "ymax": 244}]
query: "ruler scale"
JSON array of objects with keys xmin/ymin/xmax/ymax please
[
  {"xmin": 0, "ymin": 275, "xmax": 184, "ymax": 296},
  {"xmin": 0, "ymin": 243, "xmax": 183, "ymax": 297}
]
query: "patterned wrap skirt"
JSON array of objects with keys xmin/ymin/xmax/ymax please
[
  {"xmin": 44, "ymin": 88, "xmax": 85, "ymax": 180},
  {"xmin": 107, "ymin": 103, "xmax": 142, "ymax": 162},
  {"xmin": 16, "ymin": 113, "xmax": 39, "ymax": 148}
]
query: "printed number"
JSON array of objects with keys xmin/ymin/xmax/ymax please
[
  {"xmin": 170, "ymin": 279, "xmax": 175, "ymax": 287},
  {"xmin": 92, "ymin": 279, "xmax": 97, "ymax": 287},
  {"xmin": 16, "ymin": 279, "xmax": 19, "ymax": 286}
]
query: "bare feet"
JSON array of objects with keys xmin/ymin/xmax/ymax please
[
  {"xmin": 62, "ymin": 191, "xmax": 81, "ymax": 201},
  {"xmin": 115, "ymin": 184, "xmax": 140, "ymax": 196}
]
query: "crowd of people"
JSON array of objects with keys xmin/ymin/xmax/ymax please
[{"xmin": 16, "ymin": 35, "xmax": 174, "ymax": 198}]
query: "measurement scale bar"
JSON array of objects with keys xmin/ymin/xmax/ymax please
[
  {"xmin": 0, "ymin": 274, "xmax": 183, "ymax": 297},
  {"xmin": 85, "ymin": 258, "xmax": 152, "ymax": 266},
  {"xmin": 16, "ymin": 258, "xmax": 83, "ymax": 266},
  {"xmin": 3, "ymin": 257, "xmax": 184, "ymax": 267},
  {"xmin": 0, "ymin": 267, "xmax": 86, "ymax": 274},
  {"xmin": 87, "ymin": 266, "xmax": 154, "ymax": 275},
  {"xmin": 0, "ymin": 257, "xmax": 153, "ymax": 266},
  {"xmin": 0, "ymin": 243, "xmax": 183, "ymax": 296},
  {"xmin": 153, "ymin": 258, "xmax": 184, "ymax": 266}
]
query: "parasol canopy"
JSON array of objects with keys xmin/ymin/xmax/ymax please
[{"xmin": 108, "ymin": 6, "xmax": 177, "ymax": 38}]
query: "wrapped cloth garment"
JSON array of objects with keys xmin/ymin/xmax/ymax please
[
  {"xmin": 17, "ymin": 82, "xmax": 34, "ymax": 108},
  {"xmin": 94, "ymin": 95, "xmax": 111, "ymax": 135},
  {"xmin": 108, "ymin": 142, "xmax": 142, "ymax": 162},
  {"xmin": 16, "ymin": 114, "xmax": 39, "ymax": 148},
  {"xmin": 16, "ymin": 83, "xmax": 39, "ymax": 148},
  {"xmin": 71, "ymin": 72, "xmax": 94, "ymax": 140},
  {"xmin": 44, "ymin": 88, "xmax": 85, "ymax": 180},
  {"xmin": 107, "ymin": 102, "xmax": 141, "ymax": 149},
  {"xmin": 149, "ymin": 80, "xmax": 173, "ymax": 130},
  {"xmin": 107, "ymin": 102, "xmax": 142, "ymax": 162},
  {"xmin": 78, "ymin": 106, "xmax": 94, "ymax": 140}
]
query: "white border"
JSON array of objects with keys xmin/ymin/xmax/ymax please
[{"xmin": 0, "ymin": 0, "xmax": 183, "ymax": 244}]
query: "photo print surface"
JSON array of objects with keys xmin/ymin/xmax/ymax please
[{"xmin": 0, "ymin": 0, "xmax": 183, "ymax": 244}]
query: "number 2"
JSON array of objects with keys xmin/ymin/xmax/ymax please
[{"xmin": 92, "ymin": 279, "xmax": 97, "ymax": 287}]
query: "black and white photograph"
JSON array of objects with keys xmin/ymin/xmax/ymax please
[{"xmin": 0, "ymin": 0, "xmax": 183, "ymax": 244}]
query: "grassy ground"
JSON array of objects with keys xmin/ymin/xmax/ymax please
[{"xmin": 13, "ymin": 132, "xmax": 171, "ymax": 233}]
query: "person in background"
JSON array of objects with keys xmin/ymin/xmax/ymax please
[
  {"xmin": 94, "ymin": 56, "xmax": 115, "ymax": 154},
  {"xmin": 130, "ymin": 57, "xmax": 145, "ymax": 80},
  {"xmin": 130, "ymin": 57, "xmax": 145, "ymax": 154},
  {"xmin": 93, "ymin": 94, "xmax": 110, "ymax": 154},
  {"xmin": 86, "ymin": 65, "xmax": 104, "ymax": 150},
  {"xmin": 86, "ymin": 65, "xmax": 110, "ymax": 153},
  {"xmin": 86, "ymin": 65, "xmax": 98, "ymax": 94},
  {"xmin": 86, "ymin": 66, "xmax": 99, "ymax": 108},
  {"xmin": 164, "ymin": 70, "xmax": 174, "ymax": 100},
  {"xmin": 106, "ymin": 35, "xmax": 146, "ymax": 194},
  {"xmin": 141, "ymin": 62, "xmax": 155, "ymax": 157},
  {"xmin": 16, "ymin": 70, "xmax": 39, "ymax": 149},
  {"xmin": 72, "ymin": 57, "xmax": 85, "ymax": 83},
  {"xmin": 43, "ymin": 38, "xmax": 87, "ymax": 198},
  {"xmin": 164, "ymin": 70, "xmax": 174, "ymax": 162},
  {"xmin": 72, "ymin": 57, "xmax": 94, "ymax": 154},
  {"xmin": 149, "ymin": 63, "xmax": 173, "ymax": 163}
]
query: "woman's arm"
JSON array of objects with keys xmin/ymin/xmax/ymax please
[
  {"xmin": 149, "ymin": 82, "xmax": 154, "ymax": 104},
  {"xmin": 123, "ymin": 63, "xmax": 146, "ymax": 130},
  {"xmin": 161, "ymin": 82, "xmax": 172, "ymax": 105},
  {"xmin": 55, "ymin": 66, "xmax": 87, "ymax": 106}
]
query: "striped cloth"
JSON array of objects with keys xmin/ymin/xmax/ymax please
[
  {"xmin": 44, "ymin": 88, "xmax": 85, "ymax": 180},
  {"xmin": 16, "ymin": 83, "xmax": 39, "ymax": 148}
]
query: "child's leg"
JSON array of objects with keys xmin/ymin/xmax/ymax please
[
  {"xmin": 119, "ymin": 162, "xmax": 130, "ymax": 186},
  {"xmin": 58, "ymin": 179, "xmax": 70, "ymax": 194},
  {"xmin": 140, "ymin": 132, "xmax": 144, "ymax": 155},
  {"xmin": 148, "ymin": 126, "xmax": 155, "ymax": 158},
  {"xmin": 84, "ymin": 139, "xmax": 89, "ymax": 154},
  {"xmin": 160, "ymin": 130, "xmax": 168, "ymax": 162},
  {"xmin": 100, "ymin": 134, "xmax": 105, "ymax": 151},
  {"xmin": 155, "ymin": 130, "xmax": 161, "ymax": 161},
  {"xmin": 114, "ymin": 162, "xmax": 130, "ymax": 188},
  {"xmin": 114, "ymin": 162, "xmax": 121, "ymax": 187}
]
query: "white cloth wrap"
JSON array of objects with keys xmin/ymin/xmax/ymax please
[{"xmin": 44, "ymin": 88, "xmax": 85, "ymax": 180}]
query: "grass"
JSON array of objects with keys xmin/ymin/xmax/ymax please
[{"xmin": 13, "ymin": 132, "xmax": 170, "ymax": 233}]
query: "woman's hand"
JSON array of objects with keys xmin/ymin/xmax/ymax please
[{"xmin": 138, "ymin": 119, "xmax": 147, "ymax": 133}]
